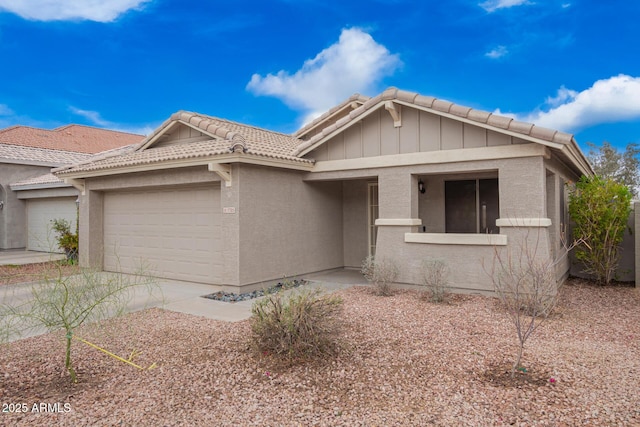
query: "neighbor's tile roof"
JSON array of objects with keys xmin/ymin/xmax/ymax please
[
  {"xmin": 55, "ymin": 112, "xmax": 313, "ymax": 175},
  {"xmin": 10, "ymin": 173, "xmax": 66, "ymax": 188},
  {"xmin": 0, "ymin": 144, "xmax": 92, "ymax": 166},
  {"xmin": 0, "ymin": 124, "xmax": 144, "ymax": 154},
  {"xmin": 292, "ymin": 87, "xmax": 575, "ymax": 156}
]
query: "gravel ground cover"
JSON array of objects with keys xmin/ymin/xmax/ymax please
[
  {"xmin": 0, "ymin": 262, "xmax": 79, "ymax": 286},
  {"xmin": 0, "ymin": 278, "xmax": 638, "ymax": 426}
]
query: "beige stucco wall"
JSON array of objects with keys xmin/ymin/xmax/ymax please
[
  {"xmin": 236, "ymin": 164, "xmax": 344, "ymax": 287},
  {"xmin": 0, "ymin": 163, "xmax": 54, "ymax": 249}
]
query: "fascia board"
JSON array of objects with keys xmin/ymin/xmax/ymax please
[{"xmin": 137, "ymin": 120, "xmax": 180, "ymax": 151}]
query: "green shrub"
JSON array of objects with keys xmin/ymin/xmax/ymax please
[
  {"xmin": 51, "ymin": 218, "xmax": 78, "ymax": 262},
  {"xmin": 361, "ymin": 255, "xmax": 398, "ymax": 296},
  {"xmin": 568, "ymin": 175, "xmax": 632, "ymax": 285},
  {"xmin": 250, "ymin": 288, "xmax": 343, "ymax": 361}
]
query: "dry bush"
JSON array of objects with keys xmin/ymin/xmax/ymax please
[
  {"xmin": 250, "ymin": 288, "xmax": 343, "ymax": 361},
  {"xmin": 361, "ymin": 255, "xmax": 399, "ymax": 296},
  {"xmin": 420, "ymin": 259, "xmax": 449, "ymax": 303},
  {"xmin": 485, "ymin": 227, "xmax": 579, "ymax": 377}
]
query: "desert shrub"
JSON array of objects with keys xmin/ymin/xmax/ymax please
[
  {"xmin": 420, "ymin": 259, "xmax": 449, "ymax": 303},
  {"xmin": 568, "ymin": 175, "xmax": 632, "ymax": 285},
  {"xmin": 0, "ymin": 263, "xmax": 158, "ymax": 382},
  {"xmin": 250, "ymin": 288, "xmax": 343, "ymax": 361},
  {"xmin": 361, "ymin": 255, "xmax": 399, "ymax": 296},
  {"xmin": 51, "ymin": 218, "xmax": 78, "ymax": 262}
]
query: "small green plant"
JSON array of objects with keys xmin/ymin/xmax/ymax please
[
  {"xmin": 568, "ymin": 175, "xmax": 632, "ymax": 285},
  {"xmin": 0, "ymin": 263, "xmax": 158, "ymax": 382},
  {"xmin": 361, "ymin": 255, "xmax": 398, "ymax": 296},
  {"xmin": 51, "ymin": 218, "xmax": 78, "ymax": 262},
  {"xmin": 250, "ymin": 287, "xmax": 343, "ymax": 361},
  {"xmin": 420, "ymin": 259, "xmax": 449, "ymax": 303}
]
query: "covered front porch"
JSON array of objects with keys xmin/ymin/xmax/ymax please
[{"xmin": 305, "ymin": 153, "xmax": 559, "ymax": 294}]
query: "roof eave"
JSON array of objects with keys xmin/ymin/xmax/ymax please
[
  {"xmin": 53, "ymin": 153, "xmax": 314, "ymax": 180},
  {"xmin": 10, "ymin": 182, "xmax": 71, "ymax": 191}
]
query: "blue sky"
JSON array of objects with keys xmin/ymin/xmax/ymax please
[{"xmin": 0, "ymin": 0, "xmax": 638, "ymax": 153}]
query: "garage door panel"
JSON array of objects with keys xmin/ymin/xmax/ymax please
[
  {"xmin": 103, "ymin": 186, "xmax": 221, "ymax": 284},
  {"xmin": 27, "ymin": 198, "xmax": 77, "ymax": 252}
]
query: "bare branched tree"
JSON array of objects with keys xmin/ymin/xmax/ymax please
[
  {"xmin": 484, "ymin": 226, "xmax": 580, "ymax": 377},
  {"xmin": 0, "ymin": 261, "xmax": 160, "ymax": 383}
]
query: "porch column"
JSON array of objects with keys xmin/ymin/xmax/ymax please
[{"xmin": 375, "ymin": 169, "xmax": 421, "ymax": 282}]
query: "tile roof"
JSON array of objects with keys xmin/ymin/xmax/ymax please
[
  {"xmin": 54, "ymin": 88, "xmax": 588, "ymax": 177},
  {"xmin": 10, "ymin": 173, "xmax": 66, "ymax": 189},
  {"xmin": 55, "ymin": 112, "xmax": 313, "ymax": 176},
  {"xmin": 0, "ymin": 144, "xmax": 92, "ymax": 166},
  {"xmin": 0, "ymin": 124, "xmax": 144, "ymax": 154},
  {"xmin": 292, "ymin": 87, "xmax": 576, "ymax": 156}
]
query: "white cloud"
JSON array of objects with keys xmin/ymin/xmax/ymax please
[
  {"xmin": 479, "ymin": 0, "xmax": 530, "ymax": 12},
  {"xmin": 0, "ymin": 0, "xmax": 151, "ymax": 22},
  {"xmin": 69, "ymin": 107, "xmax": 112, "ymax": 127},
  {"xmin": 69, "ymin": 106, "xmax": 152, "ymax": 135},
  {"xmin": 0, "ymin": 104, "xmax": 14, "ymax": 116},
  {"xmin": 247, "ymin": 28, "xmax": 401, "ymax": 122},
  {"xmin": 485, "ymin": 45, "xmax": 509, "ymax": 59},
  {"xmin": 514, "ymin": 75, "xmax": 640, "ymax": 133}
]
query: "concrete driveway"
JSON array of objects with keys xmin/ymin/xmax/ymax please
[{"xmin": 0, "ymin": 268, "xmax": 364, "ymax": 342}]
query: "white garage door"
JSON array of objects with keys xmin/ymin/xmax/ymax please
[
  {"xmin": 27, "ymin": 197, "xmax": 77, "ymax": 253},
  {"xmin": 103, "ymin": 186, "xmax": 222, "ymax": 284}
]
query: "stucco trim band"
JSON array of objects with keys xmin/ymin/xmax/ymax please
[
  {"xmin": 405, "ymin": 233, "xmax": 507, "ymax": 246},
  {"xmin": 375, "ymin": 218, "xmax": 423, "ymax": 226},
  {"xmin": 495, "ymin": 218, "xmax": 552, "ymax": 227}
]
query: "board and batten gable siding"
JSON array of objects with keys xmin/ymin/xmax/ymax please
[
  {"xmin": 152, "ymin": 123, "xmax": 211, "ymax": 149},
  {"xmin": 304, "ymin": 108, "xmax": 526, "ymax": 161}
]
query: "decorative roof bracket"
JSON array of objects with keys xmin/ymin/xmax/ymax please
[
  {"xmin": 64, "ymin": 178, "xmax": 85, "ymax": 195},
  {"xmin": 208, "ymin": 163, "xmax": 232, "ymax": 187},
  {"xmin": 385, "ymin": 101, "xmax": 402, "ymax": 127}
]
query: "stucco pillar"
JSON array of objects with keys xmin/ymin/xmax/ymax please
[
  {"xmin": 375, "ymin": 169, "xmax": 421, "ymax": 282},
  {"xmin": 79, "ymin": 189, "xmax": 104, "ymax": 269},
  {"xmin": 220, "ymin": 165, "xmax": 240, "ymax": 288},
  {"xmin": 497, "ymin": 157, "xmax": 552, "ymax": 268}
]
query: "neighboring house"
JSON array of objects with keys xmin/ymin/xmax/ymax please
[
  {"xmin": 54, "ymin": 88, "xmax": 593, "ymax": 293},
  {"xmin": 0, "ymin": 125, "xmax": 143, "ymax": 252}
]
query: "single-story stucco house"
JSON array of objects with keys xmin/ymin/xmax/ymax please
[
  {"xmin": 53, "ymin": 88, "xmax": 593, "ymax": 293},
  {"xmin": 0, "ymin": 125, "xmax": 143, "ymax": 252}
]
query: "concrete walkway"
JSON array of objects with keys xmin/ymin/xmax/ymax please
[
  {"xmin": 0, "ymin": 250, "xmax": 66, "ymax": 265},
  {"xmin": 1, "ymin": 268, "xmax": 367, "ymax": 342},
  {"xmin": 156, "ymin": 268, "xmax": 365, "ymax": 322}
]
